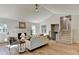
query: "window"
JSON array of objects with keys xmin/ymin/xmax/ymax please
[
  {"xmin": 0, "ymin": 24, "xmax": 8, "ymax": 33},
  {"xmin": 41, "ymin": 25, "xmax": 46, "ymax": 34},
  {"xmin": 32, "ymin": 24, "xmax": 36, "ymax": 35}
]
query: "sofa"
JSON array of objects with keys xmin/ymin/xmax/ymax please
[{"xmin": 25, "ymin": 35, "xmax": 49, "ymax": 50}]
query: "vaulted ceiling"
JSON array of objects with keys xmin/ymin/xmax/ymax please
[
  {"xmin": 0, "ymin": 4, "xmax": 79, "ymax": 23},
  {"xmin": 42, "ymin": 4, "xmax": 79, "ymax": 14}
]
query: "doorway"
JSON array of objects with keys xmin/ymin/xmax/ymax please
[{"xmin": 51, "ymin": 24, "xmax": 59, "ymax": 40}]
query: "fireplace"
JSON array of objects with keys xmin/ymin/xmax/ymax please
[{"xmin": 18, "ymin": 33, "xmax": 26, "ymax": 39}]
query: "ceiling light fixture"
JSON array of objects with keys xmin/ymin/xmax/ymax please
[{"xmin": 35, "ymin": 4, "xmax": 39, "ymax": 13}]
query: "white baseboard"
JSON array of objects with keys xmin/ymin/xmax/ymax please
[{"xmin": 73, "ymin": 41, "xmax": 79, "ymax": 44}]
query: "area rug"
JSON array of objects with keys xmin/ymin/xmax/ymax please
[{"xmin": 0, "ymin": 47, "xmax": 10, "ymax": 55}]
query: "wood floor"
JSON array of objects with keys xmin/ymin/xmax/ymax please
[{"xmin": 0, "ymin": 40, "xmax": 79, "ymax": 55}]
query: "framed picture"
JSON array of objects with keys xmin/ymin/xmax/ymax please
[{"xmin": 19, "ymin": 22, "xmax": 26, "ymax": 29}]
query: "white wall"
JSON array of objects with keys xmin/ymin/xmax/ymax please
[
  {"xmin": 40, "ymin": 14, "xmax": 60, "ymax": 35},
  {"xmin": 71, "ymin": 15, "xmax": 79, "ymax": 43}
]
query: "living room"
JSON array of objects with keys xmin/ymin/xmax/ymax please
[{"xmin": 1, "ymin": 4, "xmax": 79, "ymax": 55}]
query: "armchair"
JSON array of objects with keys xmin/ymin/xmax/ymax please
[{"xmin": 8, "ymin": 37, "xmax": 19, "ymax": 54}]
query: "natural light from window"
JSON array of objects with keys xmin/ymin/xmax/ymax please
[
  {"xmin": 0, "ymin": 24, "xmax": 8, "ymax": 33},
  {"xmin": 32, "ymin": 24, "xmax": 36, "ymax": 35}
]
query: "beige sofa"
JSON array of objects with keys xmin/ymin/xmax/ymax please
[{"xmin": 25, "ymin": 35, "xmax": 49, "ymax": 50}]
